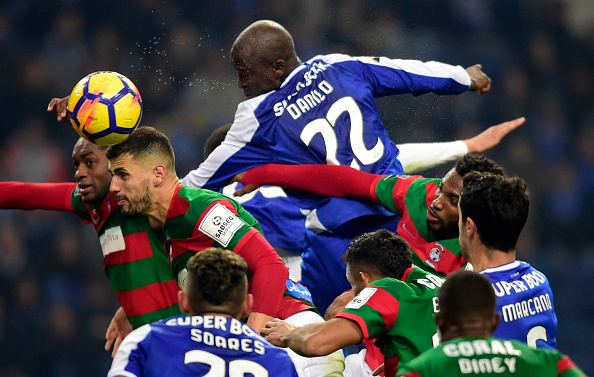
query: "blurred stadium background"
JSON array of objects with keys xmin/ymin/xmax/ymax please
[{"xmin": 0, "ymin": 1, "xmax": 592, "ymax": 376}]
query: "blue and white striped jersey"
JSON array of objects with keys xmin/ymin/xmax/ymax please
[
  {"xmin": 480, "ymin": 261, "xmax": 558, "ymax": 349},
  {"xmin": 108, "ymin": 315, "xmax": 298, "ymax": 377}
]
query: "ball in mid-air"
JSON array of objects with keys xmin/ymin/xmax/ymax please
[{"xmin": 68, "ymin": 71, "xmax": 143, "ymax": 146}]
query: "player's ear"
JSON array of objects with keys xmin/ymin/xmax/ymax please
[
  {"xmin": 178, "ymin": 290, "xmax": 190, "ymax": 314},
  {"xmin": 153, "ymin": 165, "xmax": 166, "ymax": 185},
  {"xmin": 272, "ymin": 59, "xmax": 285, "ymax": 76},
  {"xmin": 466, "ymin": 217, "xmax": 477, "ymax": 239},
  {"xmin": 491, "ymin": 313, "xmax": 501, "ymax": 332},
  {"xmin": 360, "ymin": 271, "xmax": 373, "ymax": 287},
  {"xmin": 239, "ymin": 293, "xmax": 254, "ymax": 319}
]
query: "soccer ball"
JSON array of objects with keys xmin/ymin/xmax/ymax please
[{"xmin": 68, "ymin": 71, "xmax": 143, "ymax": 146}]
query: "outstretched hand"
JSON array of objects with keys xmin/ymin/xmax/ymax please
[
  {"xmin": 465, "ymin": 64, "xmax": 491, "ymax": 95},
  {"xmin": 231, "ymin": 171, "xmax": 260, "ymax": 196},
  {"xmin": 260, "ymin": 318, "xmax": 298, "ymax": 348},
  {"xmin": 464, "ymin": 117, "xmax": 525, "ymax": 153},
  {"xmin": 47, "ymin": 96, "xmax": 70, "ymax": 122},
  {"xmin": 105, "ymin": 307, "xmax": 133, "ymax": 358}
]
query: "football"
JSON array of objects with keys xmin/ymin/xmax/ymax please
[{"xmin": 67, "ymin": 71, "xmax": 143, "ymax": 146}]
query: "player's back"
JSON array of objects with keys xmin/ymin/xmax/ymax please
[
  {"xmin": 108, "ymin": 315, "xmax": 298, "ymax": 377},
  {"xmin": 337, "ymin": 268, "xmax": 444, "ymax": 377},
  {"xmin": 397, "ymin": 337, "xmax": 586, "ymax": 377},
  {"xmin": 480, "ymin": 261, "xmax": 557, "ymax": 348}
]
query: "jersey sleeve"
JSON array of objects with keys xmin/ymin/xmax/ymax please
[
  {"xmin": 107, "ymin": 324, "xmax": 152, "ymax": 377},
  {"xmin": 181, "ymin": 98, "xmax": 273, "ymax": 192},
  {"xmin": 0, "ymin": 182, "xmax": 76, "ymax": 211},
  {"xmin": 242, "ymin": 164, "xmax": 383, "ymax": 202},
  {"xmin": 556, "ymin": 355, "xmax": 587, "ymax": 377},
  {"xmin": 320, "ymin": 54, "xmax": 470, "ymax": 97},
  {"xmin": 167, "ymin": 193, "xmax": 288, "ymax": 317},
  {"xmin": 396, "ymin": 141, "xmax": 467, "ymax": 174},
  {"xmin": 371, "ymin": 175, "xmax": 425, "ymax": 216},
  {"xmin": 335, "ymin": 284, "xmax": 400, "ymax": 342}
]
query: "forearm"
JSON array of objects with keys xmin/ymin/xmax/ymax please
[
  {"xmin": 0, "ymin": 182, "xmax": 76, "ymax": 211},
  {"xmin": 285, "ymin": 319, "xmax": 363, "ymax": 357},
  {"xmin": 246, "ymin": 312, "xmax": 274, "ymax": 333},
  {"xmin": 242, "ymin": 164, "xmax": 381, "ymax": 201},
  {"xmin": 397, "ymin": 140, "xmax": 467, "ymax": 174}
]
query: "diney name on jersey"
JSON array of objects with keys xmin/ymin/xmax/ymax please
[
  {"xmin": 492, "ymin": 270, "xmax": 547, "ymax": 298},
  {"xmin": 443, "ymin": 339, "xmax": 521, "ymax": 374},
  {"xmin": 165, "ymin": 316, "xmax": 266, "ymax": 355},
  {"xmin": 274, "ymin": 62, "xmax": 333, "ymax": 119},
  {"xmin": 500, "ymin": 294, "xmax": 553, "ymax": 323}
]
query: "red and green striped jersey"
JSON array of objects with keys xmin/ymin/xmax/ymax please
[
  {"xmin": 336, "ymin": 267, "xmax": 444, "ymax": 377},
  {"xmin": 371, "ymin": 175, "xmax": 466, "ymax": 276},
  {"xmin": 70, "ymin": 187, "xmax": 183, "ymax": 329},
  {"xmin": 397, "ymin": 337, "xmax": 586, "ymax": 377},
  {"xmin": 165, "ymin": 185, "xmax": 313, "ymax": 319}
]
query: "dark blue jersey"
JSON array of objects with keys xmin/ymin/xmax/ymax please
[
  {"xmin": 108, "ymin": 315, "xmax": 298, "ymax": 377},
  {"xmin": 480, "ymin": 261, "xmax": 558, "ymax": 349}
]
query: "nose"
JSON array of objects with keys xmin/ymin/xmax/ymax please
[
  {"xmin": 74, "ymin": 165, "xmax": 86, "ymax": 181},
  {"xmin": 432, "ymin": 193, "xmax": 444, "ymax": 211},
  {"xmin": 110, "ymin": 178, "xmax": 120, "ymax": 194}
]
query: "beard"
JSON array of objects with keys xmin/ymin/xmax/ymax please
[{"xmin": 120, "ymin": 182, "xmax": 152, "ymax": 218}]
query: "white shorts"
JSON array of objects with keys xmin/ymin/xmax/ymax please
[
  {"xmin": 343, "ymin": 348, "xmax": 373, "ymax": 377},
  {"xmin": 283, "ymin": 310, "xmax": 345, "ymax": 377}
]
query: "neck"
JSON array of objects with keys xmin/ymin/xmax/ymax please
[
  {"xmin": 470, "ymin": 243, "xmax": 516, "ymax": 272},
  {"xmin": 146, "ymin": 177, "xmax": 180, "ymax": 226},
  {"xmin": 189, "ymin": 311, "xmax": 234, "ymax": 318},
  {"xmin": 440, "ymin": 322, "xmax": 493, "ymax": 342}
]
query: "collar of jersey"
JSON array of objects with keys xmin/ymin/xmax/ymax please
[
  {"xmin": 479, "ymin": 260, "xmax": 521, "ymax": 274},
  {"xmin": 280, "ymin": 64, "xmax": 307, "ymax": 89}
]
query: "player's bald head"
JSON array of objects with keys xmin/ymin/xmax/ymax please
[{"xmin": 231, "ymin": 20, "xmax": 299, "ymax": 67}]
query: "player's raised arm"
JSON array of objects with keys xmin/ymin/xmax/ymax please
[
  {"xmin": 396, "ymin": 117, "xmax": 525, "ymax": 174},
  {"xmin": 47, "ymin": 96, "xmax": 70, "ymax": 122},
  {"xmin": 233, "ymin": 164, "xmax": 383, "ymax": 200}
]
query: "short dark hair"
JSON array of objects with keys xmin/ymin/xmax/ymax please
[
  {"xmin": 105, "ymin": 126, "xmax": 176, "ymax": 171},
  {"xmin": 342, "ymin": 229, "xmax": 412, "ymax": 279},
  {"xmin": 460, "ymin": 172, "xmax": 529, "ymax": 251},
  {"xmin": 185, "ymin": 248, "xmax": 248, "ymax": 314},
  {"xmin": 455, "ymin": 153, "xmax": 505, "ymax": 177},
  {"xmin": 203, "ymin": 124, "xmax": 231, "ymax": 160},
  {"xmin": 438, "ymin": 270, "xmax": 496, "ymax": 324}
]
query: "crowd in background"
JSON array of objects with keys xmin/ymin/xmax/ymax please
[{"xmin": 0, "ymin": 0, "xmax": 592, "ymax": 376}]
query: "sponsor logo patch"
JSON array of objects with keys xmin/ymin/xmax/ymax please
[
  {"xmin": 199, "ymin": 203, "xmax": 244, "ymax": 247},
  {"xmin": 99, "ymin": 226, "xmax": 125, "ymax": 256},
  {"xmin": 345, "ymin": 288, "xmax": 377, "ymax": 309}
]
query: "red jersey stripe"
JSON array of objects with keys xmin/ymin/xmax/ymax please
[
  {"xmin": 116, "ymin": 279, "xmax": 180, "ymax": 317},
  {"xmin": 104, "ymin": 231, "xmax": 153, "ymax": 265},
  {"xmin": 370, "ymin": 175, "xmax": 385, "ymax": 203},
  {"xmin": 364, "ymin": 287, "xmax": 400, "ymax": 331},
  {"xmin": 336, "ymin": 312, "xmax": 370, "ymax": 340},
  {"xmin": 166, "ymin": 185, "xmax": 190, "ymax": 219},
  {"xmin": 557, "ymin": 356, "xmax": 579, "ymax": 375},
  {"xmin": 384, "ymin": 354, "xmax": 400, "ymax": 377}
]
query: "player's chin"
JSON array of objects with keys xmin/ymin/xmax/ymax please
[
  {"xmin": 426, "ymin": 219, "xmax": 443, "ymax": 232},
  {"xmin": 80, "ymin": 190, "xmax": 99, "ymax": 204}
]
